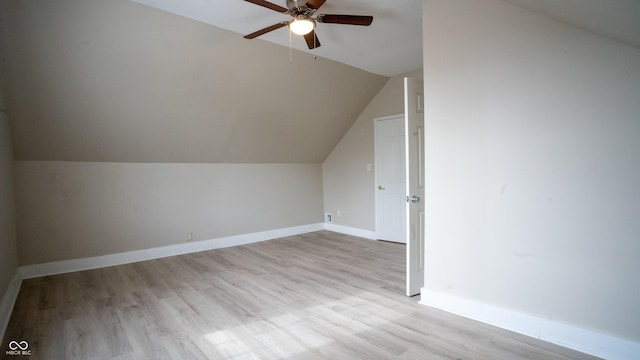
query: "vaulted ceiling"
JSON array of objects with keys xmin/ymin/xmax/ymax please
[
  {"xmin": 501, "ymin": 0, "xmax": 640, "ymax": 50},
  {"xmin": 2, "ymin": 0, "xmax": 639, "ymax": 164},
  {"xmin": 1, "ymin": 0, "xmax": 387, "ymax": 163},
  {"xmin": 129, "ymin": 0, "xmax": 424, "ymax": 77},
  {"xmin": 129, "ymin": 0, "xmax": 640, "ymax": 79}
]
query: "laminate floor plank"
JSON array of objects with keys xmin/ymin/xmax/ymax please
[{"xmin": 3, "ymin": 231, "xmax": 600, "ymax": 359}]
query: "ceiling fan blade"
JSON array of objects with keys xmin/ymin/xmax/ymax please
[
  {"xmin": 317, "ymin": 14, "xmax": 373, "ymax": 26},
  {"xmin": 305, "ymin": 0, "xmax": 326, "ymax": 10},
  {"xmin": 244, "ymin": 22, "xmax": 288, "ymax": 39},
  {"xmin": 303, "ymin": 30, "xmax": 321, "ymax": 49},
  {"xmin": 243, "ymin": 0, "xmax": 288, "ymax": 13}
]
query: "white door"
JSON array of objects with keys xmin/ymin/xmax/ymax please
[
  {"xmin": 374, "ymin": 115, "xmax": 406, "ymax": 243},
  {"xmin": 405, "ymin": 77, "xmax": 425, "ymax": 296}
]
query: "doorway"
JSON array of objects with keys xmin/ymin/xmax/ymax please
[{"xmin": 374, "ymin": 77, "xmax": 425, "ymax": 296}]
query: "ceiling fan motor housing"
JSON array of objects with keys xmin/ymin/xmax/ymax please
[{"xmin": 243, "ymin": 0, "xmax": 373, "ymax": 49}]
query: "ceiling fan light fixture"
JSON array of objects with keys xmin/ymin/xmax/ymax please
[{"xmin": 289, "ymin": 16, "xmax": 315, "ymax": 35}]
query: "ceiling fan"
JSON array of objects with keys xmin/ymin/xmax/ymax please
[{"xmin": 243, "ymin": 0, "xmax": 374, "ymax": 49}]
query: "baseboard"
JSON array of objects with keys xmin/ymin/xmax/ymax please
[
  {"xmin": 0, "ymin": 271, "xmax": 22, "ymax": 341},
  {"xmin": 323, "ymin": 223, "xmax": 377, "ymax": 240},
  {"xmin": 420, "ymin": 288, "xmax": 640, "ymax": 360},
  {"xmin": 19, "ymin": 223, "xmax": 325, "ymax": 279}
]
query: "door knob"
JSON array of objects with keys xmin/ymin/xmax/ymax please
[
  {"xmin": 410, "ymin": 195, "xmax": 420, "ymax": 203},
  {"xmin": 378, "ymin": 185, "xmax": 385, "ymax": 190}
]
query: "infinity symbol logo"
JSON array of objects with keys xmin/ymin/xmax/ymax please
[{"xmin": 8, "ymin": 340, "xmax": 29, "ymax": 351}]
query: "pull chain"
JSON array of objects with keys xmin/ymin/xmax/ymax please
[
  {"xmin": 289, "ymin": 27, "xmax": 319, "ymax": 62},
  {"xmin": 289, "ymin": 26, "xmax": 293, "ymax": 63}
]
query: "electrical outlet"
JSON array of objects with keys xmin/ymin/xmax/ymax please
[
  {"xmin": 187, "ymin": 232, "xmax": 193, "ymax": 242},
  {"xmin": 324, "ymin": 213, "xmax": 332, "ymax": 223}
]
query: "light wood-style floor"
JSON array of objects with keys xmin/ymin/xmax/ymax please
[{"xmin": 3, "ymin": 231, "xmax": 598, "ymax": 359}]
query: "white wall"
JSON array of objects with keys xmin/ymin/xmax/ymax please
[
  {"xmin": 15, "ymin": 162, "xmax": 323, "ymax": 265},
  {"xmin": 422, "ymin": 0, "xmax": 640, "ymax": 351}
]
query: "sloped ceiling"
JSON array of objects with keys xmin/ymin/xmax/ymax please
[
  {"xmin": 130, "ymin": 0, "xmax": 424, "ymax": 77},
  {"xmin": 1, "ymin": 0, "xmax": 388, "ymax": 163},
  {"xmin": 501, "ymin": 0, "xmax": 640, "ymax": 50},
  {"xmin": 4, "ymin": 0, "xmax": 638, "ymax": 164},
  {"xmin": 127, "ymin": 0, "xmax": 640, "ymax": 79}
]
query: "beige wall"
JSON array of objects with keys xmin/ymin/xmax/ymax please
[
  {"xmin": 0, "ymin": 109, "xmax": 17, "ymax": 301},
  {"xmin": 2, "ymin": 0, "xmax": 377, "ymax": 267},
  {"xmin": 322, "ymin": 71, "xmax": 421, "ymax": 232},
  {"xmin": 0, "ymin": 61, "xmax": 18, "ymax": 302},
  {"xmin": 15, "ymin": 162, "xmax": 323, "ymax": 265},
  {"xmin": 423, "ymin": 0, "xmax": 640, "ymax": 343}
]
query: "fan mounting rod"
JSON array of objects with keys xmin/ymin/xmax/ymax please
[{"xmin": 286, "ymin": 0, "xmax": 307, "ymax": 10}]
